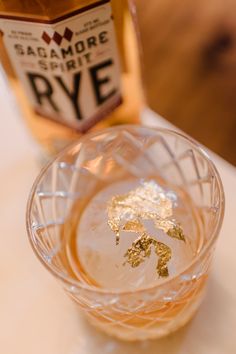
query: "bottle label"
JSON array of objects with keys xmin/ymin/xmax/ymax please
[{"xmin": 0, "ymin": 0, "xmax": 122, "ymax": 131}]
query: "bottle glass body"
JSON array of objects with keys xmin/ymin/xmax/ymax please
[{"xmin": 0, "ymin": 0, "xmax": 141, "ymax": 156}]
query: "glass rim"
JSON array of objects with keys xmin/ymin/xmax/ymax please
[{"xmin": 26, "ymin": 125, "xmax": 225, "ymax": 296}]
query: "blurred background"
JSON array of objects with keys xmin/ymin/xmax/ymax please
[{"xmin": 131, "ymin": 0, "xmax": 236, "ymax": 165}]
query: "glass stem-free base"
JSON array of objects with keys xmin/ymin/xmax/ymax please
[{"xmin": 78, "ymin": 282, "xmax": 206, "ymax": 341}]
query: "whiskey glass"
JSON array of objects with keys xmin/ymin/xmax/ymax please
[{"xmin": 26, "ymin": 125, "xmax": 224, "ymax": 341}]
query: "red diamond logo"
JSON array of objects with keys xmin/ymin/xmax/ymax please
[
  {"xmin": 42, "ymin": 28, "xmax": 74, "ymax": 46},
  {"xmin": 53, "ymin": 31, "xmax": 63, "ymax": 45},
  {"xmin": 42, "ymin": 31, "xmax": 51, "ymax": 44},
  {"xmin": 64, "ymin": 27, "xmax": 73, "ymax": 42}
]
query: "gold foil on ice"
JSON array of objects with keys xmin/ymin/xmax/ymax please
[
  {"xmin": 107, "ymin": 181, "xmax": 186, "ymax": 277},
  {"xmin": 155, "ymin": 241, "xmax": 172, "ymax": 278},
  {"xmin": 122, "ymin": 220, "xmax": 146, "ymax": 233},
  {"xmin": 124, "ymin": 232, "xmax": 172, "ymax": 277}
]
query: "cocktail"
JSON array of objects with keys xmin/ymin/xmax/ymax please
[{"xmin": 27, "ymin": 126, "xmax": 224, "ymax": 340}]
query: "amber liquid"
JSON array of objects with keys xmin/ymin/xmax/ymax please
[
  {"xmin": 59, "ymin": 177, "xmax": 207, "ymax": 339},
  {"xmin": 0, "ymin": 0, "xmax": 141, "ymax": 156}
]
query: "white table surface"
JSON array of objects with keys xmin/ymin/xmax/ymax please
[{"xmin": 0, "ymin": 68, "xmax": 236, "ymax": 354}]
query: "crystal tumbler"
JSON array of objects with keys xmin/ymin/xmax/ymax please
[{"xmin": 27, "ymin": 126, "xmax": 224, "ymax": 341}]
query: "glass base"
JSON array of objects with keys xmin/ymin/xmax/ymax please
[{"xmin": 84, "ymin": 287, "xmax": 206, "ymax": 341}]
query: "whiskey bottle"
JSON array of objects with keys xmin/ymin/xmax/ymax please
[{"xmin": 0, "ymin": 0, "xmax": 140, "ymax": 155}]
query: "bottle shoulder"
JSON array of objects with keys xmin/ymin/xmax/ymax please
[{"xmin": 0, "ymin": 0, "xmax": 99, "ymax": 21}]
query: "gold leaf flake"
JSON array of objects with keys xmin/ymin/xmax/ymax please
[
  {"xmin": 107, "ymin": 180, "xmax": 186, "ymax": 278},
  {"xmin": 154, "ymin": 241, "xmax": 172, "ymax": 277},
  {"xmin": 122, "ymin": 220, "xmax": 145, "ymax": 233},
  {"xmin": 155, "ymin": 219, "xmax": 186, "ymax": 242},
  {"xmin": 167, "ymin": 224, "xmax": 186, "ymax": 242},
  {"xmin": 124, "ymin": 233, "xmax": 172, "ymax": 277},
  {"xmin": 107, "ymin": 219, "xmax": 120, "ymax": 245},
  {"xmin": 124, "ymin": 233, "xmax": 153, "ymax": 268}
]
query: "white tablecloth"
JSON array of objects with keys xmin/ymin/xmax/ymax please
[{"xmin": 0, "ymin": 69, "xmax": 236, "ymax": 354}]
